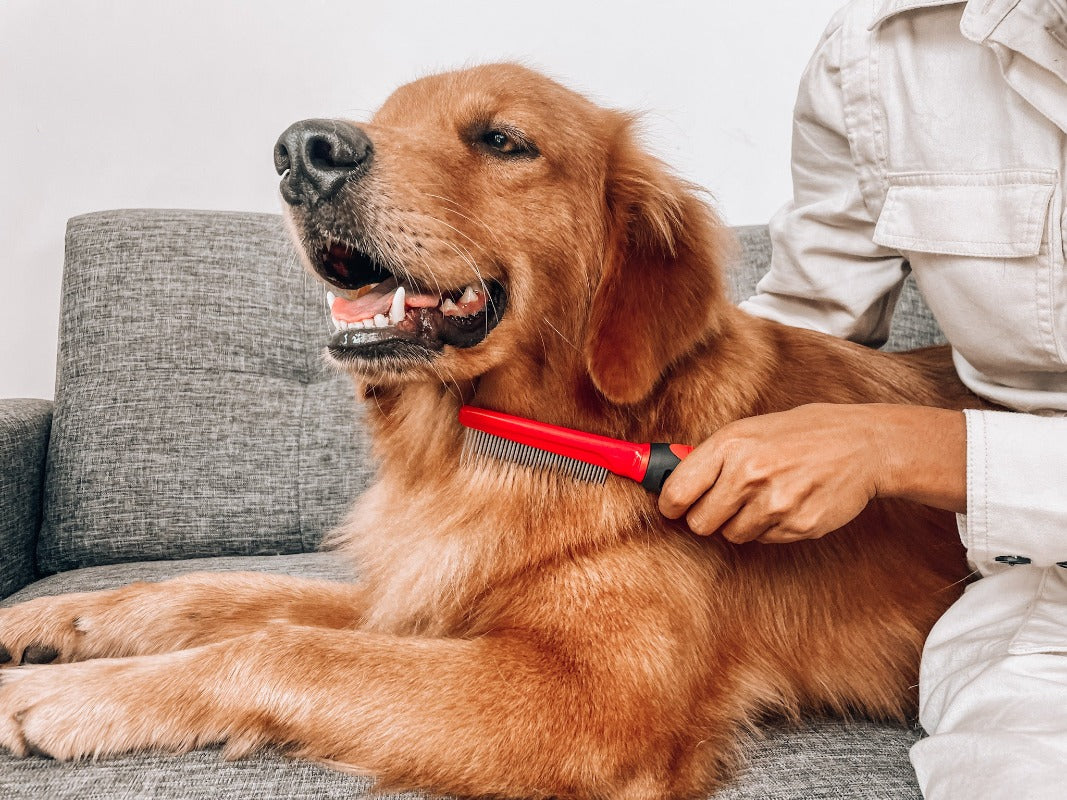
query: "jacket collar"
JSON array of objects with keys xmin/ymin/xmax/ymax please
[
  {"xmin": 870, "ymin": 0, "xmax": 1067, "ymax": 43},
  {"xmin": 869, "ymin": 0, "xmax": 1067, "ymax": 132},
  {"xmin": 869, "ymin": 0, "xmax": 963, "ymax": 30}
]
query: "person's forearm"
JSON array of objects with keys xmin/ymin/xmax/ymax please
[{"xmin": 868, "ymin": 404, "xmax": 966, "ymax": 514}]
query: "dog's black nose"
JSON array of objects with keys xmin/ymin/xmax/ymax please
[{"xmin": 274, "ymin": 119, "xmax": 373, "ymax": 205}]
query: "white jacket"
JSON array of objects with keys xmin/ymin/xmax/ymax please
[{"xmin": 740, "ymin": 0, "xmax": 1067, "ymax": 580}]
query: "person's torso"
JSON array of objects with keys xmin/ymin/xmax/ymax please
[{"xmin": 843, "ymin": 0, "xmax": 1067, "ymax": 413}]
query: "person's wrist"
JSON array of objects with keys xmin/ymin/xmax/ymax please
[
  {"xmin": 866, "ymin": 404, "xmax": 914, "ymax": 500},
  {"xmin": 867, "ymin": 404, "xmax": 966, "ymax": 512}
]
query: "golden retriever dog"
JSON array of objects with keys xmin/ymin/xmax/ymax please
[{"xmin": 0, "ymin": 64, "xmax": 981, "ymax": 798}]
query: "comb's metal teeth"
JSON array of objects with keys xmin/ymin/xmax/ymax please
[{"xmin": 461, "ymin": 428, "xmax": 610, "ymax": 485}]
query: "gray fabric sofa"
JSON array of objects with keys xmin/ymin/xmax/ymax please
[{"xmin": 0, "ymin": 209, "xmax": 944, "ymax": 799}]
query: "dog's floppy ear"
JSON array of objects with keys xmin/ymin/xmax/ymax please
[{"xmin": 584, "ymin": 116, "xmax": 733, "ymax": 406}]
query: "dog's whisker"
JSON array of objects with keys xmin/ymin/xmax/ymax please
[
  {"xmin": 426, "ymin": 358, "xmax": 462, "ymax": 401},
  {"xmin": 423, "ymin": 193, "xmax": 503, "ymax": 245},
  {"xmin": 420, "ymin": 223, "xmax": 497, "ymax": 331},
  {"xmin": 420, "ymin": 211, "xmax": 495, "ymax": 260},
  {"xmin": 534, "ymin": 326, "xmax": 551, "ymax": 368},
  {"xmin": 541, "ymin": 318, "xmax": 581, "ymax": 354},
  {"xmin": 420, "ymin": 216, "xmax": 495, "ymax": 273},
  {"xmin": 419, "ymin": 198, "xmax": 505, "ymax": 331},
  {"xmin": 438, "ymin": 239, "xmax": 486, "ymax": 301}
]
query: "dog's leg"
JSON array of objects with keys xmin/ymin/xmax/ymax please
[
  {"xmin": 0, "ymin": 573, "xmax": 366, "ymax": 666},
  {"xmin": 0, "ymin": 624, "xmax": 675, "ymax": 799}
]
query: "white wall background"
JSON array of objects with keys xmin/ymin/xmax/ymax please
[{"xmin": 0, "ymin": 0, "xmax": 842, "ymax": 400}]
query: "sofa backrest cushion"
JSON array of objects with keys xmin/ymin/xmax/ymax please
[{"xmin": 39, "ymin": 210, "xmax": 373, "ymax": 574}]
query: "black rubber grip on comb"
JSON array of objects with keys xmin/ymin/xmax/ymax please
[{"xmin": 641, "ymin": 443, "xmax": 685, "ymax": 492}]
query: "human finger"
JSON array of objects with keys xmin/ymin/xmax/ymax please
[
  {"xmin": 683, "ymin": 477, "xmax": 746, "ymax": 536},
  {"xmin": 658, "ymin": 440, "xmax": 726, "ymax": 519},
  {"xmin": 717, "ymin": 503, "xmax": 775, "ymax": 544}
]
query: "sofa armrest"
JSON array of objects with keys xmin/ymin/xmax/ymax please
[{"xmin": 0, "ymin": 399, "xmax": 53, "ymax": 598}]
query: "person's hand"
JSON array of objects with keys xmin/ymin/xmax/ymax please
[{"xmin": 658, "ymin": 403, "xmax": 966, "ymax": 544}]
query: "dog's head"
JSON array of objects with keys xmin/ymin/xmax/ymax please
[{"xmin": 276, "ymin": 63, "xmax": 731, "ymax": 406}]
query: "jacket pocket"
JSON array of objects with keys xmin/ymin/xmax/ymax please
[
  {"xmin": 872, "ymin": 169, "xmax": 1056, "ymax": 257},
  {"xmin": 871, "ymin": 169, "xmax": 1065, "ymax": 375}
]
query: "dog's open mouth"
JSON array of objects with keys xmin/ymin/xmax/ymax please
[{"xmin": 315, "ymin": 242, "xmax": 508, "ymax": 363}]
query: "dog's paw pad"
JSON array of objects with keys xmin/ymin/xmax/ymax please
[{"xmin": 20, "ymin": 645, "xmax": 59, "ymax": 665}]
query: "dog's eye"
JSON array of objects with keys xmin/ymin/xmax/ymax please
[{"xmin": 478, "ymin": 128, "xmax": 538, "ymax": 159}]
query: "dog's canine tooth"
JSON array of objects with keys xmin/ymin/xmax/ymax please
[
  {"xmin": 326, "ymin": 290, "xmax": 337, "ymax": 307},
  {"xmin": 459, "ymin": 286, "xmax": 478, "ymax": 304},
  {"xmin": 389, "ymin": 286, "xmax": 406, "ymax": 325}
]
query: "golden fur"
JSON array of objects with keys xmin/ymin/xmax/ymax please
[{"xmin": 0, "ymin": 65, "xmax": 983, "ymax": 798}]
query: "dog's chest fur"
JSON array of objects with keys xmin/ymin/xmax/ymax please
[{"xmin": 334, "ymin": 391, "xmax": 653, "ymax": 637}]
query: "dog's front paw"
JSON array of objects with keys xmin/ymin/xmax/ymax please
[
  {"xmin": 0, "ymin": 668, "xmax": 35, "ymax": 756},
  {"xmin": 0, "ymin": 597, "xmax": 84, "ymax": 668},
  {"xmin": 0, "ymin": 658, "xmax": 169, "ymax": 760},
  {"xmin": 0, "ymin": 588, "xmax": 140, "ymax": 668},
  {"xmin": 0, "ymin": 664, "xmax": 91, "ymax": 758},
  {"xmin": 0, "ymin": 646, "xmax": 238, "ymax": 760}
]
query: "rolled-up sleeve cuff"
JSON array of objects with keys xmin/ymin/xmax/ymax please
[{"xmin": 960, "ymin": 408, "xmax": 1067, "ymax": 573}]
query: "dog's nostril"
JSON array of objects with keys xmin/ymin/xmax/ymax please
[
  {"xmin": 273, "ymin": 142, "xmax": 292, "ymax": 176},
  {"xmin": 308, "ymin": 137, "xmax": 337, "ymax": 169}
]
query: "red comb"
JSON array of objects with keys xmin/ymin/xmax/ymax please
[{"xmin": 458, "ymin": 405, "xmax": 691, "ymax": 491}]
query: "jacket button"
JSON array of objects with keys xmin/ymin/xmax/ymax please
[{"xmin": 994, "ymin": 555, "xmax": 1032, "ymax": 566}]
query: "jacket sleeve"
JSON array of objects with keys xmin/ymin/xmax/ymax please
[
  {"xmin": 961, "ymin": 409, "xmax": 1067, "ymax": 572},
  {"xmin": 739, "ymin": 16, "xmax": 909, "ymax": 347}
]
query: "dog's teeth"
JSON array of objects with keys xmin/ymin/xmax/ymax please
[
  {"xmin": 326, "ymin": 291, "xmax": 336, "ymax": 307},
  {"xmin": 459, "ymin": 286, "xmax": 479, "ymax": 304},
  {"xmin": 374, "ymin": 314, "xmax": 389, "ymax": 328},
  {"xmin": 441, "ymin": 298, "xmax": 458, "ymax": 313},
  {"xmin": 389, "ymin": 286, "xmax": 406, "ymax": 325}
]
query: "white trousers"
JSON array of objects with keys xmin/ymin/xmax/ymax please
[{"xmin": 910, "ymin": 566, "xmax": 1067, "ymax": 800}]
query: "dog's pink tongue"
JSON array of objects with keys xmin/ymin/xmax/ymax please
[
  {"xmin": 330, "ymin": 279, "xmax": 442, "ymax": 322},
  {"xmin": 331, "ymin": 279, "xmax": 398, "ymax": 322}
]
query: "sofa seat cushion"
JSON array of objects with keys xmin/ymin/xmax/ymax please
[
  {"xmin": 1, "ymin": 551, "xmax": 355, "ymax": 604},
  {"xmin": 0, "ymin": 721, "xmax": 921, "ymax": 800},
  {"xmin": 1, "ymin": 553, "xmax": 921, "ymax": 799}
]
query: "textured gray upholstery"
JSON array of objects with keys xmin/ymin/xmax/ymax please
[
  {"xmin": 1, "ymin": 211, "xmax": 942, "ymax": 798},
  {"xmin": 0, "ymin": 552, "xmax": 355, "ymax": 606},
  {"xmin": 0, "ymin": 724, "xmax": 921, "ymax": 800},
  {"xmin": 0, "ymin": 399, "xmax": 53, "ymax": 597},
  {"xmin": 38, "ymin": 210, "xmax": 374, "ymax": 575}
]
